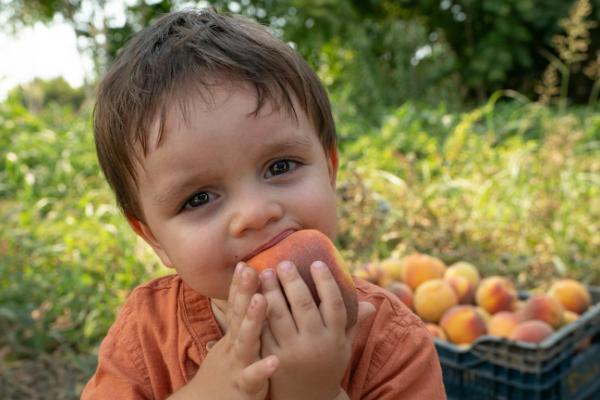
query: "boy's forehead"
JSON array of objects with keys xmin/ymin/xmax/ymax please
[{"xmin": 146, "ymin": 80, "xmax": 301, "ymax": 152}]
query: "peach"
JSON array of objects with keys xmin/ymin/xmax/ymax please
[
  {"xmin": 488, "ymin": 311, "xmax": 521, "ymax": 338},
  {"xmin": 413, "ymin": 279, "xmax": 458, "ymax": 323},
  {"xmin": 439, "ymin": 305, "xmax": 488, "ymax": 345},
  {"xmin": 562, "ymin": 310, "xmax": 580, "ymax": 326},
  {"xmin": 475, "ymin": 276, "xmax": 518, "ymax": 314},
  {"xmin": 425, "ymin": 323, "xmax": 447, "ymax": 340},
  {"xmin": 446, "ymin": 275, "xmax": 475, "ymax": 304},
  {"xmin": 548, "ymin": 279, "xmax": 591, "ymax": 315},
  {"xmin": 401, "ymin": 253, "xmax": 447, "ymax": 290},
  {"xmin": 353, "ymin": 262, "xmax": 385, "ymax": 286},
  {"xmin": 247, "ymin": 229, "xmax": 358, "ymax": 328},
  {"xmin": 520, "ymin": 294, "xmax": 564, "ymax": 329},
  {"xmin": 387, "ymin": 281, "xmax": 414, "ymax": 311},
  {"xmin": 379, "ymin": 257, "xmax": 404, "ymax": 287},
  {"xmin": 510, "ymin": 320, "xmax": 554, "ymax": 343},
  {"xmin": 445, "ymin": 261, "xmax": 480, "ymax": 288},
  {"xmin": 475, "ymin": 307, "xmax": 492, "ymax": 327}
]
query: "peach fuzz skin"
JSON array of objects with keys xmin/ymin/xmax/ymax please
[
  {"xmin": 488, "ymin": 311, "xmax": 521, "ymax": 338},
  {"xmin": 247, "ymin": 229, "xmax": 358, "ymax": 328},
  {"xmin": 413, "ymin": 279, "xmax": 458, "ymax": 323},
  {"xmin": 510, "ymin": 320, "xmax": 554, "ymax": 343},
  {"xmin": 548, "ymin": 279, "xmax": 591, "ymax": 315},
  {"xmin": 439, "ymin": 305, "xmax": 487, "ymax": 345},
  {"xmin": 520, "ymin": 294, "xmax": 564, "ymax": 329},
  {"xmin": 475, "ymin": 276, "xmax": 517, "ymax": 315},
  {"xmin": 386, "ymin": 281, "xmax": 414, "ymax": 311},
  {"xmin": 401, "ymin": 253, "xmax": 447, "ymax": 290}
]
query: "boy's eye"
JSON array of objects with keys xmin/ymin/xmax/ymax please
[
  {"xmin": 183, "ymin": 191, "xmax": 215, "ymax": 210},
  {"xmin": 265, "ymin": 159, "xmax": 298, "ymax": 178}
]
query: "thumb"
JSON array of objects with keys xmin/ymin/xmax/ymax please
[{"xmin": 238, "ymin": 355, "xmax": 279, "ymax": 394}]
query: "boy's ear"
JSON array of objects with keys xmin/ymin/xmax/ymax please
[
  {"xmin": 126, "ymin": 214, "xmax": 175, "ymax": 269},
  {"xmin": 327, "ymin": 146, "xmax": 339, "ymax": 187}
]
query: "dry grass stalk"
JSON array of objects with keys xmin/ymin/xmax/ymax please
[
  {"xmin": 552, "ymin": 0, "xmax": 596, "ymax": 66},
  {"xmin": 535, "ymin": 64, "xmax": 561, "ymax": 104}
]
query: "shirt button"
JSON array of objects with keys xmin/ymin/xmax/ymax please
[{"xmin": 206, "ymin": 340, "xmax": 217, "ymax": 351}]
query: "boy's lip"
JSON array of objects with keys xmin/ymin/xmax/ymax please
[{"xmin": 242, "ymin": 229, "xmax": 296, "ymax": 261}]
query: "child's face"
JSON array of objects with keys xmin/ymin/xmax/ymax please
[{"xmin": 131, "ymin": 83, "xmax": 338, "ymax": 300}]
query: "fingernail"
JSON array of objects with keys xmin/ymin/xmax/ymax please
[
  {"xmin": 260, "ymin": 268, "xmax": 275, "ymax": 280},
  {"xmin": 235, "ymin": 262, "xmax": 244, "ymax": 276},
  {"xmin": 278, "ymin": 261, "xmax": 293, "ymax": 273},
  {"xmin": 312, "ymin": 261, "xmax": 327, "ymax": 271}
]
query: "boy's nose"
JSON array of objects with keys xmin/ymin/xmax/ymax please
[{"xmin": 228, "ymin": 198, "xmax": 284, "ymax": 237}]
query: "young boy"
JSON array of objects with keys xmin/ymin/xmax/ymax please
[{"xmin": 82, "ymin": 8, "xmax": 446, "ymax": 400}]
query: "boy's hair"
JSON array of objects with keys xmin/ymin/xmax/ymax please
[{"xmin": 94, "ymin": 8, "xmax": 336, "ymax": 221}]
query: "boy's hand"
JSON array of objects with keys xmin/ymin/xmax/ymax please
[
  {"xmin": 259, "ymin": 261, "xmax": 375, "ymax": 400},
  {"xmin": 169, "ymin": 264, "xmax": 278, "ymax": 400}
]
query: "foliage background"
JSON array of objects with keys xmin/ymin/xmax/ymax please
[{"xmin": 0, "ymin": 0, "xmax": 599, "ymax": 398}]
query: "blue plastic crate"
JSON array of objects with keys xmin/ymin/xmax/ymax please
[{"xmin": 435, "ymin": 286, "xmax": 600, "ymax": 400}]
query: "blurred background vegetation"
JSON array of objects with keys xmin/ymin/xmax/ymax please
[{"xmin": 0, "ymin": 0, "xmax": 599, "ymax": 398}]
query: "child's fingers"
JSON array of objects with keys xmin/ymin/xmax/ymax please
[
  {"xmin": 235, "ymin": 293, "xmax": 267, "ymax": 362},
  {"xmin": 228, "ymin": 264, "xmax": 259, "ymax": 339},
  {"xmin": 259, "ymin": 267, "xmax": 297, "ymax": 341},
  {"xmin": 275, "ymin": 261, "xmax": 322, "ymax": 334},
  {"xmin": 310, "ymin": 261, "xmax": 347, "ymax": 333},
  {"xmin": 238, "ymin": 355, "xmax": 279, "ymax": 395},
  {"xmin": 226, "ymin": 262, "xmax": 244, "ymax": 327}
]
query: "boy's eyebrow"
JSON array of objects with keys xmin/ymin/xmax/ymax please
[
  {"xmin": 152, "ymin": 136, "xmax": 315, "ymax": 205},
  {"xmin": 152, "ymin": 180, "xmax": 207, "ymax": 205},
  {"xmin": 259, "ymin": 136, "xmax": 313, "ymax": 156}
]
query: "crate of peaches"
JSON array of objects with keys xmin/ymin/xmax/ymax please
[{"xmin": 354, "ymin": 254, "xmax": 600, "ymax": 400}]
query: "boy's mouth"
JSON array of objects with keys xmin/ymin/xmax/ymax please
[{"xmin": 242, "ymin": 229, "xmax": 296, "ymax": 261}]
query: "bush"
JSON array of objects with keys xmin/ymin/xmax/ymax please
[{"xmin": 0, "ymin": 97, "xmax": 165, "ymax": 359}]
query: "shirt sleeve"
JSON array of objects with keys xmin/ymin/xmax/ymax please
[
  {"xmin": 345, "ymin": 281, "xmax": 447, "ymax": 400},
  {"xmin": 80, "ymin": 296, "xmax": 153, "ymax": 400},
  {"xmin": 363, "ymin": 320, "xmax": 446, "ymax": 399}
]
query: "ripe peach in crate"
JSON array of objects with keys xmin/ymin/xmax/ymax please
[
  {"xmin": 548, "ymin": 279, "xmax": 591, "ymax": 315},
  {"xmin": 445, "ymin": 261, "xmax": 480, "ymax": 289},
  {"xmin": 488, "ymin": 311, "xmax": 521, "ymax": 338},
  {"xmin": 562, "ymin": 310, "xmax": 580, "ymax": 326},
  {"xmin": 425, "ymin": 323, "xmax": 447, "ymax": 341},
  {"xmin": 247, "ymin": 229, "xmax": 358, "ymax": 328},
  {"xmin": 439, "ymin": 305, "xmax": 488, "ymax": 345},
  {"xmin": 386, "ymin": 281, "xmax": 414, "ymax": 311},
  {"xmin": 379, "ymin": 257, "xmax": 404, "ymax": 287},
  {"xmin": 475, "ymin": 276, "xmax": 517, "ymax": 315},
  {"xmin": 353, "ymin": 262, "xmax": 385, "ymax": 287},
  {"xmin": 446, "ymin": 275, "xmax": 475, "ymax": 304},
  {"xmin": 414, "ymin": 279, "xmax": 458, "ymax": 323},
  {"xmin": 475, "ymin": 306, "xmax": 492, "ymax": 327},
  {"xmin": 520, "ymin": 293, "xmax": 564, "ymax": 329},
  {"xmin": 401, "ymin": 253, "xmax": 446, "ymax": 290},
  {"xmin": 510, "ymin": 320, "xmax": 554, "ymax": 343}
]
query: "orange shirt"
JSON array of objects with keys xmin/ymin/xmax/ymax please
[{"xmin": 81, "ymin": 275, "xmax": 446, "ymax": 399}]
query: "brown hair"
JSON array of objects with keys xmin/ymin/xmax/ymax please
[{"xmin": 94, "ymin": 8, "xmax": 336, "ymax": 221}]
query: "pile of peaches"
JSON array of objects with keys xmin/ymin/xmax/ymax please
[{"xmin": 354, "ymin": 253, "xmax": 593, "ymax": 346}]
